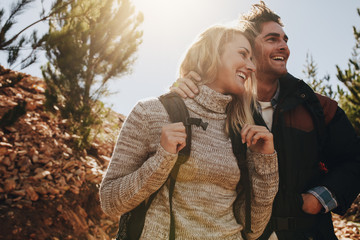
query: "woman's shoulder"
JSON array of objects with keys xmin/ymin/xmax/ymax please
[
  {"xmin": 129, "ymin": 96, "xmax": 170, "ymax": 121},
  {"xmin": 133, "ymin": 97, "xmax": 165, "ymax": 112}
]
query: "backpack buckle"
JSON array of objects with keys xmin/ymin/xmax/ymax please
[{"xmin": 185, "ymin": 117, "xmax": 208, "ymax": 130}]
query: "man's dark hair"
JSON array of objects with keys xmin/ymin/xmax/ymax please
[{"xmin": 241, "ymin": 1, "xmax": 283, "ymax": 36}]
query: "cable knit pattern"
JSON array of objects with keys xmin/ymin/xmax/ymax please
[{"xmin": 100, "ymin": 85, "xmax": 279, "ymax": 240}]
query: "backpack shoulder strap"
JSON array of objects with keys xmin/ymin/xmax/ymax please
[
  {"xmin": 158, "ymin": 92, "xmax": 209, "ymax": 239},
  {"xmin": 159, "ymin": 92, "xmax": 191, "ymax": 240},
  {"xmin": 117, "ymin": 93, "xmax": 195, "ymax": 240},
  {"xmin": 229, "ymin": 126, "xmax": 252, "ymax": 234},
  {"xmin": 159, "ymin": 92, "xmax": 192, "ymax": 159}
]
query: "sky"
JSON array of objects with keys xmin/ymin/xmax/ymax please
[{"xmin": 1, "ymin": 0, "xmax": 359, "ymax": 116}]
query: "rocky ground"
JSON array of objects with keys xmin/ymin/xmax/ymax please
[
  {"xmin": 333, "ymin": 195, "xmax": 360, "ymax": 239},
  {"xmin": 0, "ymin": 66, "xmax": 123, "ymax": 239},
  {"xmin": 0, "ymin": 66, "xmax": 359, "ymax": 239}
]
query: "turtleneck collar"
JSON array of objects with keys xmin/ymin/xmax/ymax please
[{"xmin": 184, "ymin": 85, "xmax": 232, "ymax": 119}]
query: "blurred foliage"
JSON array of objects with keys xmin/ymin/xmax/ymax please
[
  {"xmin": 336, "ymin": 8, "xmax": 360, "ymax": 135},
  {"xmin": 303, "ymin": 52, "xmax": 337, "ymax": 99},
  {"xmin": 41, "ymin": 0, "xmax": 143, "ymax": 149},
  {"xmin": 303, "ymin": 8, "xmax": 360, "ymax": 135},
  {"xmin": 0, "ymin": 0, "xmax": 73, "ymax": 68}
]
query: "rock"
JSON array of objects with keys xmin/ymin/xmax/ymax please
[
  {"xmin": 33, "ymin": 170, "xmax": 51, "ymax": 180},
  {"xmin": 12, "ymin": 189, "xmax": 26, "ymax": 196},
  {"xmin": 25, "ymin": 185, "xmax": 39, "ymax": 201},
  {"xmin": 4, "ymin": 178, "xmax": 16, "ymax": 192},
  {"xmin": 0, "ymin": 142, "xmax": 12, "ymax": 147},
  {"xmin": 17, "ymin": 157, "xmax": 32, "ymax": 172},
  {"xmin": 44, "ymin": 217, "xmax": 53, "ymax": 226},
  {"xmin": 33, "ymin": 186, "xmax": 48, "ymax": 195},
  {"xmin": 0, "ymin": 146, "xmax": 8, "ymax": 155},
  {"xmin": 2, "ymin": 157, "xmax": 11, "ymax": 167}
]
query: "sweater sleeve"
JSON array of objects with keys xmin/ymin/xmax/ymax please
[
  {"xmin": 241, "ymin": 150, "xmax": 279, "ymax": 240},
  {"xmin": 99, "ymin": 101, "xmax": 178, "ymax": 217}
]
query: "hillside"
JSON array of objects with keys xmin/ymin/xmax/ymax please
[
  {"xmin": 0, "ymin": 66, "xmax": 124, "ymax": 239},
  {"xmin": 0, "ymin": 65, "xmax": 359, "ymax": 239}
]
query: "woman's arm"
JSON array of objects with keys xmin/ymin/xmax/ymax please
[
  {"xmin": 243, "ymin": 150, "xmax": 278, "ymax": 240},
  {"xmin": 238, "ymin": 124, "xmax": 279, "ymax": 240},
  {"xmin": 99, "ymin": 100, "xmax": 180, "ymax": 217}
]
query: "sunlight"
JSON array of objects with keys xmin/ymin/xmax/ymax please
[
  {"xmin": 129, "ymin": 0, "xmax": 251, "ymax": 73},
  {"xmin": 131, "ymin": 0, "xmax": 233, "ymax": 43}
]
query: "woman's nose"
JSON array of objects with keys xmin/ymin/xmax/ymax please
[{"xmin": 247, "ymin": 59, "xmax": 256, "ymax": 72}]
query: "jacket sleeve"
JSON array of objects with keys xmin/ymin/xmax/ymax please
[
  {"xmin": 241, "ymin": 150, "xmax": 279, "ymax": 240},
  {"xmin": 99, "ymin": 101, "xmax": 178, "ymax": 217},
  {"xmin": 319, "ymin": 106, "xmax": 360, "ymax": 215}
]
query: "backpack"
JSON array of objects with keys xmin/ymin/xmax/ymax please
[{"xmin": 115, "ymin": 92, "xmax": 208, "ymax": 240}]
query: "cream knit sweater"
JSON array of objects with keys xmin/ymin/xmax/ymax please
[{"xmin": 100, "ymin": 85, "xmax": 279, "ymax": 240}]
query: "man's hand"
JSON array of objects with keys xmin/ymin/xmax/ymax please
[
  {"xmin": 170, "ymin": 71, "xmax": 201, "ymax": 98},
  {"xmin": 240, "ymin": 124, "xmax": 275, "ymax": 154},
  {"xmin": 301, "ymin": 193, "xmax": 323, "ymax": 214},
  {"xmin": 160, "ymin": 122, "xmax": 187, "ymax": 154}
]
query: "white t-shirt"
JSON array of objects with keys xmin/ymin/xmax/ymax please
[{"xmin": 258, "ymin": 101, "xmax": 274, "ymax": 130}]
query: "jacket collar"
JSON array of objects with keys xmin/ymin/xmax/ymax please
[{"xmin": 277, "ymin": 73, "xmax": 309, "ymax": 111}]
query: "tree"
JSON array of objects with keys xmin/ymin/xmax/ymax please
[
  {"xmin": 41, "ymin": 0, "xmax": 143, "ymax": 149},
  {"xmin": 1, "ymin": 0, "xmax": 37, "ymax": 67},
  {"xmin": 0, "ymin": 0, "xmax": 74, "ymax": 68},
  {"xmin": 336, "ymin": 8, "xmax": 360, "ymax": 134},
  {"xmin": 302, "ymin": 52, "xmax": 337, "ymax": 99}
]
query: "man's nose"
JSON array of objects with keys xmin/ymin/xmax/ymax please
[{"xmin": 279, "ymin": 40, "xmax": 289, "ymax": 51}]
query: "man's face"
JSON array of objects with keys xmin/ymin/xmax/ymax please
[{"xmin": 254, "ymin": 21, "xmax": 290, "ymax": 79}]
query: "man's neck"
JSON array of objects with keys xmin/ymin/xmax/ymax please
[{"xmin": 256, "ymin": 74, "xmax": 279, "ymax": 102}]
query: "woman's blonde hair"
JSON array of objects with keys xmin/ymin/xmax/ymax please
[{"xmin": 179, "ymin": 21, "xmax": 258, "ymax": 134}]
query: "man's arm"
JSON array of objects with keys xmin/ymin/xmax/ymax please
[
  {"xmin": 302, "ymin": 186, "xmax": 338, "ymax": 214},
  {"xmin": 317, "ymin": 107, "xmax": 360, "ymax": 215},
  {"xmin": 301, "ymin": 94, "xmax": 360, "ymax": 215},
  {"xmin": 301, "ymin": 192, "xmax": 323, "ymax": 214}
]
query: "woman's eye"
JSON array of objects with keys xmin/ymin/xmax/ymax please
[{"xmin": 239, "ymin": 51, "xmax": 246, "ymax": 57}]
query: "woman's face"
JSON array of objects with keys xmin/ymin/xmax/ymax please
[{"xmin": 208, "ymin": 33, "xmax": 255, "ymax": 96}]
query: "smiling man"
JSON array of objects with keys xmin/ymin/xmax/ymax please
[
  {"xmin": 171, "ymin": 2, "xmax": 360, "ymax": 240},
  {"xmin": 252, "ymin": 21, "xmax": 289, "ymax": 102},
  {"xmin": 239, "ymin": 3, "xmax": 360, "ymax": 239}
]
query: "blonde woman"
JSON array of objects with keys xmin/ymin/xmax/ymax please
[{"xmin": 100, "ymin": 23, "xmax": 278, "ymax": 240}]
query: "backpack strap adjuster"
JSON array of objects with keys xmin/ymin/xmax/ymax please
[{"xmin": 185, "ymin": 117, "xmax": 208, "ymax": 131}]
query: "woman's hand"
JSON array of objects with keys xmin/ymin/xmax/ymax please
[
  {"xmin": 240, "ymin": 124, "xmax": 275, "ymax": 154},
  {"xmin": 170, "ymin": 71, "xmax": 201, "ymax": 98},
  {"xmin": 160, "ymin": 122, "xmax": 187, "ymax": 154}
]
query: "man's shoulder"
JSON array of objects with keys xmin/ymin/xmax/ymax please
[
  {"xmin": 314, "ymin": 93, "xmax": 338, "ymax": 124},
  {"xmin": 281, "ymin": 73, "xmax": 338, "ymax": 124}
]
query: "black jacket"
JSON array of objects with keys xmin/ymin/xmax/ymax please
[{"xmin": 258, "ymin": 73, "xmax": 360, "ymax": 240}]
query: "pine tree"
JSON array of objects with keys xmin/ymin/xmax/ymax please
[
  {"xmin": 336, "ymin": 8, "xmax": 360, "ymax": 134},
  {"xmin": 41, "ymin": 0, "xmax": 143, "ymax": 149},
  {"xmin": 0, "ymin": 0, "xmax": 73, "ymax": 68},
  {"xmin": 303, "ymin": 52, "xmax": 337, "ymax": 99},
  {"xmin": 1, "ymin": 0, "xmax": 37, "ymax": 67}
]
